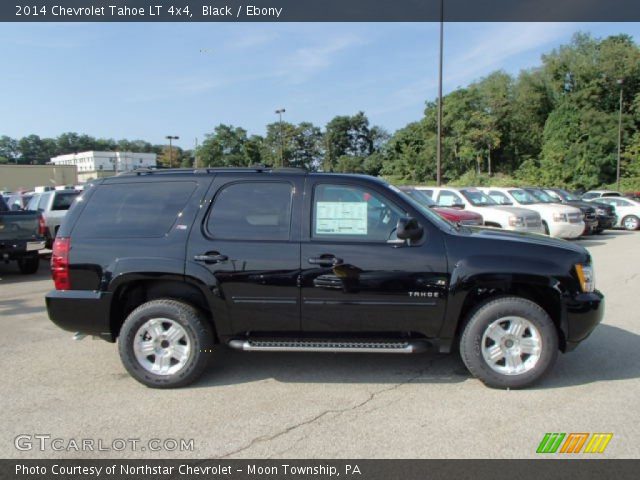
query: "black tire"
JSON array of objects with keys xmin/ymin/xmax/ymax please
[
  {"xmin": 459, "ymin": 296, "xmax": 558, "ymax": 389},
  {"xmin": 118, "ymin": 299, "xmax": 214, "ymax": 388},
  {"xmin": 622, "ymin": 215, "xmax": 640, "ymax": 231},
  {"xmin": 17, "ymin": 255, "xmax": 39, "ymax": 274}
]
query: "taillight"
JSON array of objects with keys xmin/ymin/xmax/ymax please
[
  {"xmin": 51, "ymin": 237, "xmax": 71, "ymax": 290},
  {"xmin": 38, "ymin": 214, "xmax": 47, "ymax": 236}
]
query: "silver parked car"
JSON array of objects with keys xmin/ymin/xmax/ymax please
[{"xmin": 26, "ymin": 189, "xmax": 80, "ymax": 247}]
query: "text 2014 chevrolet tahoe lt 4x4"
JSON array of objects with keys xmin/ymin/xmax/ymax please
[{"xmin": 46, "ymin": 167, "xmax": 604, "ymax": 389}]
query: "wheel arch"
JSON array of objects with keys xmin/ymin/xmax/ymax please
[
  {"xmin": 109, "ymin": 277, "xmax": 217, "ymax": 341},
  {"xmin": 442, "ymin": 269, "xmax": 568, "ymax": 352}
]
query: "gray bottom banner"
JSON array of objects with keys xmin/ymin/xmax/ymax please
[{"xmin": 2, "ymin": 460, "xmax": 639, "ymax": 480}]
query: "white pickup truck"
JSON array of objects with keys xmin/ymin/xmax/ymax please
[
  {"xmin": 479, "ymin": 187, "xmax": 585, "ymax": 239},
  {"xmin": 417, "ymin": 187, "xmax": 544, "ymax": 233}
]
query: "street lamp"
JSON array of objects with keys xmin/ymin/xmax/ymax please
[
  {"xmin": 616, "ymin": 79, "xmax": 624, "ymax": 191},
  {"xmin": 275, "ymin": 108, "xmax": 286, "ymax": 167},
  {"xmin": 436, "ymin": 0, "xmax": 444, "ymax": 186},
  {"xmin": 165, "ymin": 135, "xmax": 179, "ymax": 168}
]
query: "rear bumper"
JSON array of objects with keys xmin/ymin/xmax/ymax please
[
  {"xmin": 0, "ymin": 239, "xmax": 45, "ymax": 259},
  {"xmin": 46, "ymin": 290, "xmax": 113, "ymax": 341},
  {"xmin": 563, "ymin": 290, "xmax": 604, "ymax": 351}
]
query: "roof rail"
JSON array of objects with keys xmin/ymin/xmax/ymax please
[{"xmin": 117, "ymin": 166, "xmax": 308, "ymax": 176}]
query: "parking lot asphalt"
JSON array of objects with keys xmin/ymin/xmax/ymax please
[{"xmin": 1, "ymin": 231, "xmax": 639, "ymax": 459}]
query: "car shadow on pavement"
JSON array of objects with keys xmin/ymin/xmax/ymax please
[
  {"xmin": 196, "ymin": 348, "xmax": 470, "ymax": 388},
  {"xmin": 0, "ymin": 298, "xmax": 46, "ymax": 316},
  {"xmin": 0, "ymin": 262, "xmax": 51, "ymax": 285},
  {"xmin": 537, "ymin": 323, "xmax": 640, "ymax": 389},
  {"xmin": 193, "ymin": 324, "xmax": 639, "ymax": 389}
]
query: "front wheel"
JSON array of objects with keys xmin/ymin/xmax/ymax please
[
  {"xmin": 459, "ymin": 296, "xmax": 558, "ymax": 389},
  {"xmin": 118, "ymin": 299, "xmax": 214, "ymax": 388},
  {"xmin": 622, "ymin": 215, "xmax": 639, "ymax": 231}
]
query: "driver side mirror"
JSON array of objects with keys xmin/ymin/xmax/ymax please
[
  {"xmin": 396, "ymin": 217, "xmax": 424, "ymax": 244},
  {"xmin": 452, "ymin": 203, "xmax": 465, "ymax": 209}
]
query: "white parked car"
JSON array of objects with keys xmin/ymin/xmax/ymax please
[
  {"xmin": 479, "ymin": 187, "xmax": 584, "ymax": 239},
  {"xmin": 592, "ymin": 196, "xmax": 640, "ymax": 230},
  {"xmin": 582, "ymin": 190, "xmax": 623, "ymax": 200},
  {"xmin": 416, "ymin": 187, "xmax": 544, "ymax": 233}
]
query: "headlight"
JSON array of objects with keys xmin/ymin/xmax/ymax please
[
  {"xmin": 508, "ymin": 215, "xmax": 525, "ymax": 227},
  {"xmin": 596, "ymin": 208, "xmax": 606, "ymax": 216},
  {"xmin": 575, "ymin": 263, "xmax": 595, "ymax": 293},
  {"xmin": 552, "ymin": 212, "xmax": 568, "ymax": 222}
]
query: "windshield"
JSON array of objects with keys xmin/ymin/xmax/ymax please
[
  {"xmin": 460, "ymin": 189, "xmax": 498, "ymax": 206},
  {"xmin": 558, "ymin": 189, "xmax": 580, "ymax": 201},
  {"xmin": 528, "ymin": 189, "xmax": 555, "ymax": 203},
  {"xmin": 388, "ymin": 184, "xmax": 454, "ymax": 231},
  {"xmin": 401, "ymin": 189, "xmax": 437, "ymax": 208},
  {"xmin": 509, "ymin": 189, "xmax": 538, "ymax": 205}
]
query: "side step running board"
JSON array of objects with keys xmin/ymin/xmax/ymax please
[{"xmin": 227, "ymin": 339, "xmax": 429, "ymax": 354}]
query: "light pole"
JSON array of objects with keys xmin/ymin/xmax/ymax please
[
  {"xmin": 616, "ymin": 79, "xmax": 624, "ymax": 191},
  {"xmin": 275, "ymin": 108, "xmax": 286, "ymax": 167},
  {"xmin": 436, "ymin": 0, "xmax": 444, "ymax": 186},
  {"xmin": 165, "ymin": 135, "xmax": 179, "ymax": 168}
]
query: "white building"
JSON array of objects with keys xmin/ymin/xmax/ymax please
[{"xmin": 50, "ymin": 151, "xmax": 157, "ymax": 183}]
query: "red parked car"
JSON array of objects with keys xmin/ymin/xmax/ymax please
[{"xmin": 399, "ymin": 186, "xmax": 484, "ymax": 226}]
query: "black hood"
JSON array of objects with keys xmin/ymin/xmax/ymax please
[
  {"xmin": 589, "ymin": 201, "xmax": 615, "ymax": 215},
  {"xmin": 461, "ymin": 226, "xmax": 589, "ymax": 255},
  {"xmin": 561, "ymin": 199, "xmax": 596, "ymax": 213}
]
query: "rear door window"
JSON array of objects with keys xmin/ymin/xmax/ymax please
[
  {"xmin": 73, "ymin": 182, "xmax": 197, "ymax": 238},
  {"xmin": 206, "ymin": 182, "xmax": 293, "ymax": 241}
]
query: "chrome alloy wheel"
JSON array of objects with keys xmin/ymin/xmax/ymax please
[
  {"xmin": 133, "ymin": 318, "xmax": 191, "ymax": 376},
  {"xmin": 481, "ymin": 316, "xmax": 542, "ymax": 376},
  {"xmin": 623, "ymin": 216, "xmax": 639, "ymax": 230}
]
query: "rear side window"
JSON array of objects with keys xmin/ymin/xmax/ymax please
[
  {"xmin": 26, "ymin": 194, "xmax": 40, "ymax": 211},
  {"xmin": 73, "ymin": 182, "xmax": 197, "ymax": 238},
  {"xmin": 206, "ymin": 182, "xmax": 293, "ymax": 241},
  {"xmin": 52, "ymin": 192, "xmax": 79, "ymax": 211},
  {"xmin": 37, "ymin": 192, "xmax": 51, "ymax": 210}
]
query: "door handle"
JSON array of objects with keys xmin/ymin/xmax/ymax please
[
  {"xmin": 308, "ymin": 255, "xmax": 343, "ymax": 267},
  {"xmin": 194, "ymin": 253, "xmax": 228, "ymax": 264}
]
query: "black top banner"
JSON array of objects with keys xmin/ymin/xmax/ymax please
[{"xmin": 3, "ymin": 0, "xmax": 640, "ymax": 22}]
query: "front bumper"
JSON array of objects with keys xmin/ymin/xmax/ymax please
[
  {"xmin": 46, "ymin": 290, "xmax": 113, "ymax": 341},
  {"xmin": 563, "ymin": 290, "xmax": 604, "ymax": 351},
  {"xmin": 549, "ymin": 222, "xmax": 585, "ymax": 239},
  {"xmin": 596, "ymin": 215, "xmax": 617, "ymax": 230}
]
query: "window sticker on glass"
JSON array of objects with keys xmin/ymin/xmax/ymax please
[{"xmin": 316, "ymin": 202, "xmax": 368, "ymax": 235}]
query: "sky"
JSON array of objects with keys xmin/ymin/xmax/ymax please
[{"xmin": 1, "ymin": 22, "xmax": 639, "ymax": 149}]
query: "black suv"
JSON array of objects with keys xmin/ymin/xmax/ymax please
[{"xmin": 46, "ymin": 168, "xmax": 604, "ymax": 389}]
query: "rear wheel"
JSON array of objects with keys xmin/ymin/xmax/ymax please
[
  {"xmin": 17, "ymin": 255, "xmax": 39, "ymax": 274},
  {"xmin": 622, "ymin": 215, "xmax": 639, "ymax": 231},
  {"xmin": 459, "ymin": 296, "xmax": 558, "ymax": 389},
  {"xmin": 118, "ymin": 299, "xmax": 214, "ymax": 388}
]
